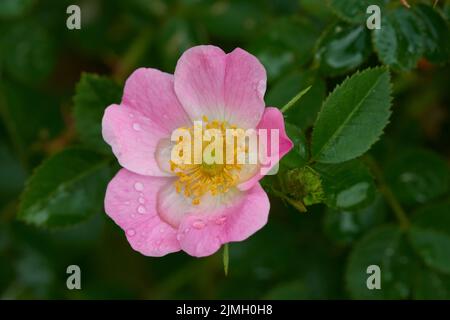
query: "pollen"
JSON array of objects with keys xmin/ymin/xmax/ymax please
[{"xmin": 169, "ymin": 116, "xmax": 246, "ymax": 205}]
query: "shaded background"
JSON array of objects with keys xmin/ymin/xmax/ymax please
[{"xmin": 0, "ymin": 0, "xmax": 449, "ymax": 299}]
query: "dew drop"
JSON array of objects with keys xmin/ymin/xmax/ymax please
[
  {"xmin": 184, "ymin": 228, "xmax": 190, "ymax": 234},
  {"xmin": 132, "ymin": 123, "xmax": 141, "ymax": 131},
  {"xmin": 126, "ymin": 229, "xmax": 136, "ymax": 236},
  {"xmin": 215, "ymin": 216, "xmax": 227, "ymax": 225},
  {"xmin": 177, "ymin": 234, "xmax": 183, "ymax": 241},
  {"xmin": 134, "ymin": 182, "xmax": 144, "ymax": 191},
  {"xmin": 138, "ymin": 197, "xmax": 145, "ymax": 204},
  {"xmin": 137, "ymin": 205, "xmax": 146, "ymax": 214},
  {"xmin": 192, "ymin": 220, "xmax": 206, "ymax": 229}
]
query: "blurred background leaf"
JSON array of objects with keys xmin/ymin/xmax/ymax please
[
  {"xmin": 18, "ymin": 148, "xmax": 112, "ymax": 228},
  {"xmin": 314, "ymin": 23, "xmax": 371, "ymax": 76},
  {"xmin": 373, "ymin": 7, "xmax": 425, "ymax": 71},
  {"xmin": 73, "ymin": 73, "xmax": 122, "ymax": 153}
]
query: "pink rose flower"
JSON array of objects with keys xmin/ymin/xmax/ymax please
[{"xmin": 102, "ymin": 45, "xmax": 293, "ymax": 257}]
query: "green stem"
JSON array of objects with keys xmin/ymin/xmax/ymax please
[
  {"xmin": 280, "ymin": 85, "xmax": 312, "ymax": 114},
  {"xmin": 271, "ymin": 188, "xmax": 307, "ymax": 213},
  {"xmin": 223, "ymin": 244, "xmax": 229, "ymax": 276},
  {"xmin": 365, "ymin": 156, "xmax": 410, "ymax": 229}
]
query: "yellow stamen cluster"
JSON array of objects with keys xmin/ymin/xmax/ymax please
[{"xmin": 170, "ymin": 116, "xmax": 244, "ymax": 205}]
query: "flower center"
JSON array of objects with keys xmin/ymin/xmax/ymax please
[{"xmin": 169, "ymin": 116, "xmax": 245, "ymax": 205}]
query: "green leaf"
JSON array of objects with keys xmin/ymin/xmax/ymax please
[
  {"xmin": 324, "ymin": 195, "xmax": 386, "ymax": 245},
  {"xmin": 311, "ymin": 67, "xmax": 392, "ymax": 163},
  {"xmin": 73, "ymin": 74, "xmax": 122, "ymax": 153},
  {"xmin": 314, "ymin": 160, "xmax": 376, "ymax": 210},
  {"xmin": 314, "ymin": 23, "xmax": 371, "ymax": 76},
  {"xmin": 409, "ymin": 201, "xmax": 450, "ymax": 276},
  {"xmin": 327, "ymin": 0, "xmax": 388, "ymax": 24},
  {"xmin": 394, "ymin": 194, "xmax": 450, "ymax": 300},
  {"xmin": 413, "ymin": 4, "xmax": 450, "ymax": 64},
  {"xmin": 346, "ymin": 225, "xmax": 415, "ymax": 299},
  {"xmin": 409, "ymin": 228, "xmax": 450, "ymax": 274},
  {"xmin": 18, "ymin": 148, "xmax": 112, "ymax": 228},
  {"xmin": 373, "ymin": 7, "xmax": 425, "ymax": 71},
  {"xmin": 413, "ymin": 266, "xmax": 450, "ymax": 300},
  {"xmin": 386, "ymin": 149, "xmax": 449, "ymax": 206},
  {"xmin": 412, "ymin": 201, "xmax": 450, "ymax": 235},
  {"xmin": 266, "ymin": 71, "xmax": 325, "ymax": 131}
]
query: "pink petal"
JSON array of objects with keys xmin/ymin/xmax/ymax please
[
  {"xmin": 154, "ymin": 138, "xmax": 175, "ymax": 175},
  {"xmin": 102, "ymin": 104, "xmax": 171, "ymax": 176},
  {"xmin": 122, "ymin": 68, "xmax": 191, "ymax": 133},
  {"xmin": 174, "ymin": 45, "xmax": 266, "ymax": 128},
  {"xmin": 157, "ymin": 180, "xmax": 196, "ymax": 228},
  {"xmin": 175, "ymin": 184, "xmax": 270, "ymax": 257},
  {"xmin": 157, "ymin": 182, "xmax": 240, "ymax": 228},
  {"xmin": 238, "ymin": 107, "xmax": 294, "ymax": 191},
  {"xmin": 104, "ymin": 169, "xmax": 180, "ymax": 257}
]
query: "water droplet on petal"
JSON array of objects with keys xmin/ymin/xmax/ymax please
[
  {"xmin": 132, "ymin": 123, "xmax": 141, "ymax": 131},
  {"xmin": 126, "ymin": 229, "xmax": 136, "ymax": 236},
  {"xmin": 215, "ymin": 216, "xmax": 227, "ymax": 225},
  {"xmin": 129, "ymin": 113, "xmax": 134, "ymax": 118},
  {"xmin": 176, "ymin": 234, "xmax": 183, "ymax": 241},
  {"xmin": 137, "ymin": 205, "xmax": 146, "ymax": 214},
  {"xmin": 138, "ymin": 197, "xmax": 145, "ymax": 204},
  {"xmin": 192, "ymin": 220, "xmax": 206, "ymax": 229},
  {"xmin": 184, "ymin": 228, "xmax": 190, "ymax": 234},
  {"xmin": 134, "ymin": 182, "xmax": 144, "ymax": 191},
  {"xmin": 159, "ymin": 228, "xmax": 165, "ymax": 233}
]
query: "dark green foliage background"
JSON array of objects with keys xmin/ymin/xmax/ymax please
[{"xmin": 0, "ymin": 0, "xmax": 449, "ymax": 299}]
